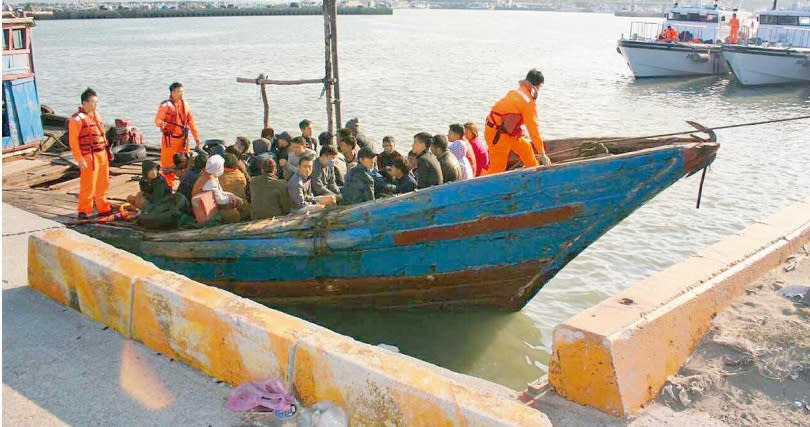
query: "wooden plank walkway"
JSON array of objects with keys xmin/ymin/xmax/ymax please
[{"xmin": 3, "ymin": 155, "xmax": 147, "ymax": 222}]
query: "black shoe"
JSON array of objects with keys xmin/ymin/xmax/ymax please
[{"xmin": 77, "ymin": 213, "xmax": 89, "ymax": 220}]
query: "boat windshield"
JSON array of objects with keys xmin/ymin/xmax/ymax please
[{"xmin": 668, "ymin": 12, "xmax": 719, "ymax": 22}]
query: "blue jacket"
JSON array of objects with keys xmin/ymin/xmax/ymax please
[
  {"xmin": 341, "ymin": 164, "xmax": 375, "ymax": 205},
  {"xmin": 394, "ymin": 172, "xmax": 417, "ymax": 194}
]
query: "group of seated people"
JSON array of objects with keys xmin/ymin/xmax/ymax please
[
  {"xmin": 658, "ymin": 25, "xmax": 704, "ymax": 43},
  {"xmin": 127, "ymin": 119, "xmax": 491, "ymax": 229}
]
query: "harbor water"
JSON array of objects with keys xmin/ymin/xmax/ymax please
[{"xmin": 33, "ymin": 10, "xmax": 809, "ymax": 390}]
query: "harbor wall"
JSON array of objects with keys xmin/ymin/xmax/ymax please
[
  {"xmin": 27, "ymin": 228, "xmax": 549, "ymax": 426},
  {"xmin": 547, "ymin": 197, "xmax": 810, "ymax": 416},
  {"xmin": 35, "ymin": 7, "xmax": 393, "ymax": 20}
]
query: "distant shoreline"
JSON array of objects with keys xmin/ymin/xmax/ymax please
[{"xmin": 33, "ymin": 6, "xmax": 393, "ymax": 20}]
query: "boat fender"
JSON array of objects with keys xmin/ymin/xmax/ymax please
[{"xmin": 687, "ymin": 52, "xmax": 709, "ymax": 63}]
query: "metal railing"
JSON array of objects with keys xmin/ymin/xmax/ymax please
[
  {"xmin": 623, "ymin": 22, "xmax": 663, "ymax": 41},
  {"xmin": 622, "ymin": 22, "xmax": 728, "ymax": 43},
  {"xmin": 754, "ymin": 27, "xmax": 810, "ymax": 48}
]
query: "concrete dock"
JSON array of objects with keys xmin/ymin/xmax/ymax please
[
  {"xmin": 2, "ymin": 204, "xmax": 241, "ymax": 426},
  {"xmin": 5, "ymin": 196, "xmax": 810, "ymax": 425}
]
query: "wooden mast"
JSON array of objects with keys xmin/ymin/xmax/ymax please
[
  {"xmin": 236, "ymin": 0, "xmax": 342, "ymax": 139},
  {"xmin": 323, "ymin": 0, "xmax": 335, "ymax": 138},
  {"xmin": 327, "ymin": 0, "xmax": 342, "ymax": 129}
]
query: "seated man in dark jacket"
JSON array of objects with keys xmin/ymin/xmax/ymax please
[
  {"xmin": 250, "ymin": 158, "xmax": 292, "ymax": 220},
  {"xmin": 430, "ymin": 134, "xmax": 461, "ymax": 183},
  {"xmin": 391, "ymin": 157, "xmax": 417, "ymax": 194},
  {"xmin": 177, "ymin": 152, "xmax": 208, "ymax": 203},
  {"xmin": 341, "ymin": 147, "xmax": 377, "ymax": 205},
  {"xmin": 376, "ymin": 136, "xmax": 403, "ymax": 181},
  {"xmin": 411, "ymin": 132, "xmax": 443, "ymax": 189},
  {"xmin": 312, "ymin": 145, "xmax": 341, "ymax": 198}
]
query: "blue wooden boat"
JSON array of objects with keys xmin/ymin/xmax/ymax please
[
  {"xmin": 2, "ymin": 17, "xmax": 45, "ymax": 155},
  {"xmin": 81, "ymin": 133, "xmax": 718, "ymax": 311}
]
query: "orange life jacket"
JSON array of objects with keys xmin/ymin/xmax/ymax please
[
  {"xmin": 159, "ymin": 99, "xmax": 189, "ymax": 139},
  {"xmin": 71, "ymin": 108, "xmax": 107, "ymax": 155},
  {"xmin": 486, "ymin": 90, "xmax": 530, "ymax": 145}
]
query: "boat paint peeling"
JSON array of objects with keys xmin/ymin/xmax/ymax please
[
  {"xmin": 393, "ymin": 206, "xmax": 581, "ymax": 246},
  {"xmin": 79, "ymin": 140, "xmax": 719, "ymax": 311}
]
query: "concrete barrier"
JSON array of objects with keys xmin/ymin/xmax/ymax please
[
  {"xmin": 548, "ymin": 198, "xmax": 810, "ymax": 417},
  {"xmin": 28, "ymin": 229, "xmax": 550, "ymax": 426}
]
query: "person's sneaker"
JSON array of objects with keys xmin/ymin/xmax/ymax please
[{"xmin": 77, "ymin": 213, "xmax": 89, "ymax": 220}]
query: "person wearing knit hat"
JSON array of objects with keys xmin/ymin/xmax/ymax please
[
  {"xmin": 272, "ymin": 131, "xmax": 292, "ymax": 167},
  {"xmin": 250, "ymin": 157, "xmax": 292, "ymax": 220},
  {"xmin": 249, "ymin": 137, "xmax": 274, "ymax": 177},
  {"xmin": 190, "ymin": 154, "xmax": 244, "ymax": 224}
]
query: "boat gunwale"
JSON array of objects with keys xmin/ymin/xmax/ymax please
[{"xmin": 127, "ymin": 135, "xmax": 717, "ymax": 244}]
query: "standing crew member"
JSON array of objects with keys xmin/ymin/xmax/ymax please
[
  {"xmin": 155, "ymin": 82, "xmax": 201, "ymax": 187},
  {"xmin": 69, "ymin": 88, "xmax": 112, "ymax": 220},
  {"xmin": 728, "ymin": 13, "xmax": 740, "ymax": 44},
  {"xmin": 484, "ymin": 69, "xmax": 551, "ymax": 175}
]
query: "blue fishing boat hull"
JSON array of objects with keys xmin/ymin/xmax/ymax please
[{"xmin": 83, "ymin": 137, "xmax": 718, "ymax": 311}]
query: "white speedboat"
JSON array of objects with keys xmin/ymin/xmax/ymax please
[
  {"xmin": 722, "ymin": 9, "xmax": 810, "ymax": 85},
  {"xmin": 617, "ymin": 4, "xmax": 756, "ymax": 77}
]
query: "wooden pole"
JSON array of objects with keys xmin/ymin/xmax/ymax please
[
  {"xmin": 236, "ymin": 77, "xmax": 325, "ymax": 86},
  {"xmin": 322, "ymin": 0, "xmax": 335, "ymax": 139},
  {"xmin": 328, "ymin": 0, "xmax": 342, "ymax": 129},
  {"xmin": 259, "ymin": 74, "xmax": 269, "ymax": 129}
]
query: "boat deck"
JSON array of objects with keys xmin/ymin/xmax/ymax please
[{"xmin": 3, "ymin": 154, "xmax": 148, "ymax": 223}]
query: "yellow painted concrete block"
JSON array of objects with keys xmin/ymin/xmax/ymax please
[
  {"xmin": 293, "ymin": 332, "xmax": 551, "ymax": 426},
  {"xmin": 131, "ymin": 270, "xmax": 321, "ymax": 386},
  {"xmin": 549, "ymin": 199, "xmax": 810, "ymax": 417},
  {"xmin": 28, "ymin": 229, "xmax": 553, "ymax": 426},
  {"xmin": 27, "ymin": 230, "xmax": 158, "ymax": 336}
]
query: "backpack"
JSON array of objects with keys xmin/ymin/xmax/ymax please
[{"xmin": 108, "ymin": 118, "xmax": 144, "ymax": 147}]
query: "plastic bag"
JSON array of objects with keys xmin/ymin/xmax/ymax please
[{"xmin": 296, "ymin": 402, "xmax": 348, "ymax": 427}]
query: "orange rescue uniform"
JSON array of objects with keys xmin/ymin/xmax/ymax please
[
  {"xmin": 729, "ymin": 17, "xmax": 740, "ymax": 44},
  {"xmin": 661, "ymin": 27, "xmax": 680, "ymax": 42},
  {"xmin": 483, "ymin": 85, "xmax": 545, "ymax": 175},
  {"xmin": 68, "ymin": 107, "xmax": 111, "ymax": 216},
  {"xmin": 154, "ymin": 98, "xmax": 199, "ymax": 187}
]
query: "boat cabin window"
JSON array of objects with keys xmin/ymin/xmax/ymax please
[
  {"xmin": 777, "ymin": 15, "xmax": 799, "ymax": 25},
  {"xmin": 761, "ymin": 15, "xmax": 801, "ymax": 26},
  {"xmin": 2, "ymin": 29, "xmax": 8, "ymax": 51},
  {"xmin": 800, "ymin": 17, "xmax": 810, "ymax": 26},
  {"xmin": 667, "ymin": 12, "xmax": 717, "ymax": 22},
  {"xmin": 11, "ymin": 29, "xmax": 26, "ymax": 50}
]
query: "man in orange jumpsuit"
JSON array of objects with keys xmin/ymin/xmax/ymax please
[
  {"xmin": 155, "ymin": 82, "xmax": 200, "ymax": 187},
  {"xmin": 69, "ymin": 88, "xmax": 112, "ymax": 220},
  {"xmin": 728, "ymin": 13, "xmax": 740, "ymax": 44},
  {"xmin": 659, "ymin": 25, "xmax": 680, "ymax": 42},
  {"xmin": 483, "ymin": 69, "xmax": 551, "ymax": 175}
]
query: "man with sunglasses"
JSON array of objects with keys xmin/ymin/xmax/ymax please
[{"xmin": 483, "ymin": 69, "xmax": 552, "ymax": 175}]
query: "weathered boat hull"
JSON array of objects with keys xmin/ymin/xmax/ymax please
[
  {"xmin": 82, "ymin": 139, "xmax": 718, "ymax": 311},
  {"xmin": 618, "ymin": 40, "xmax": 730, "ymax": 77},
  {"xmin": 722, "ymin": 44, "xmax": 810, "ymax": 86}
]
